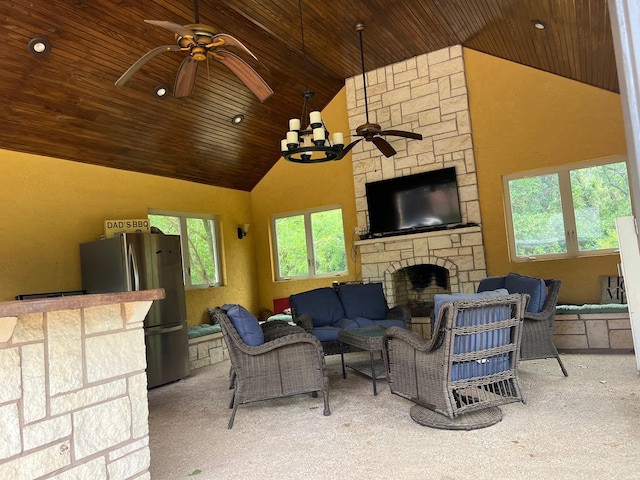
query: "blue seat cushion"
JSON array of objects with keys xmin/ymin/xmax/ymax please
[
  {"xmin": 505, "ymin": 273, "xmax": 547, "ymax": 313},
  {"xmin": 313, "ymin": 318, "xmax": 359, "ymax": 342},
  {"xmin": 290, "ymin": 287, "xmax": 346, "ymax": 327},
  {"xmin": 222, "ymin": 304, "xmax": 264, "ymax": 346},
  {"xmin": 477, "ymin": 276, "xmax": 507, "ymax": 292},
  {"xmin": 452, "ymin": 355, "xmax": 511, "ymax": 381},
  {"xmin": 337, "ymin": 283, "xmax": 387, "ymax": 320},
  {"xmin": 371, "ymin": 318, "xmax": 405, "ymax": 329}
]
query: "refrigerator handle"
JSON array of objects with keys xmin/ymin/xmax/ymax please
[{"xmin": 128, "ymin": 244, "xmax": 140, "ymax": 291}]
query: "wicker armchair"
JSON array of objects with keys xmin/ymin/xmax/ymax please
[
  {"xmin": 211, "ymin": 307, "xmax": 330, "ymax": 429},
  {"xmin": 520, "ymin": 279, "xmax": 568, "ymax": 376},
  {"xmin": 384, "ymin": 294, "xmax": 528, "ymax": 429}
]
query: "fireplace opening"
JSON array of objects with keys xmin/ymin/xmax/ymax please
[{"xmin": 392, "ymin": 264, "xmax": 451, "ymax": 317}]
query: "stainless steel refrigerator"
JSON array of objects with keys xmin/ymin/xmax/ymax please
[{"xmin": 80, "ymin": 233, "xmax": 190, "ymax": 388}]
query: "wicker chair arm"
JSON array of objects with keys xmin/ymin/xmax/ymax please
[
  {"xmin": 523, "ymin": 311, "xmax": 547, "ymax": 322},
  {"xmin": 233, "ymin": 330, "xmax": 323, "ymax": 356},
  {"xmin": 386, "ymin": 304, "xmax": 412, "ymax": 328},
  {"xmin": 293, "ymin": 313, "xmax": 314, "ymax": 333},
  {"xmin": 384, "ymin": 326, "xmax": 436, "ymax": 353}
]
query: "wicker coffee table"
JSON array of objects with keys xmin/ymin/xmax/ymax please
[{"xmin": 338, "ymin": 326, "xmax": 387, "ymax": 395}]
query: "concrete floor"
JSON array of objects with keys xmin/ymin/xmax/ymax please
[{"xmin": 148, "ymin": 352, "xmax": 640, "ymax": 479}]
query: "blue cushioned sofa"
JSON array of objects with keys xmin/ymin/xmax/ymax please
[{"xmin": 290, "ymin": 282, "xmax": 412, "ymax": 355}]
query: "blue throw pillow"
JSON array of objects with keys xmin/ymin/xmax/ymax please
[
  {"xmin": 337, "ymin": 283, "xmax": 387, "ymax": 320},
  {"xmin": 222, "ymin": 304, "xmax": 264, "ymax": 346},
  {"xmin": 505, "ymin": 273, "xmax": 547, "ymax": 313},
  {"xmin": 290, "ymin": 287, "xmax": 345, "ymax": 327}
]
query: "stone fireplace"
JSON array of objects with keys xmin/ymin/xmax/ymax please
[
  {"xmin": 347, "ymin": 45, "xmax": 488, "ymax": 306},
  {"xmin": 355, "ymin": 225, "xmax": 486, "ymax": 308},
  {"xmin": 393, "ymin": 264, "xmax": 451, "ymax": 317}
]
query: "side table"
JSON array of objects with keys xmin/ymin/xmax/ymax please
[{"xmin": 338, "ymin": 326, "xmax": 387, "ymax": 395}]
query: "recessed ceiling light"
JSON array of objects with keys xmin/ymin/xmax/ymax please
[
  {"xmin": 531, "ymin": 20, "xmax": 547, "ymax": 30},
  {"xmin": 231, "ymin": 114, "xmax": 244, "ymax": 125},
  {"xmin": 28, "ymin": 37, "xmax": 51, "ymax": 56},
  {"xmin": 153, "ymin": 85, "xmax": 168, "ymax": 98}
]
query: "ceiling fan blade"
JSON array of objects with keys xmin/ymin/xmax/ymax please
[
  {"xmin": 209, "ymin": 34, "xmax": 258, "ymax": 62},
  {"xmin": 212, "ymin": 50, "xmax": 273, "ymax": 102},
  {"xmin": 341, "ymin": 138, "xmax": 363, "ymax": 156},
  {"xmin": 115, "ymin": 44, "xmax": 182, "ymax": 87},
  {"xmin": 144, "ymin": 20, "xmax": 197, "ymax": 41},
  {"xmin": 381, "ymin": 129, "xmax": 423, "ymax": 140},
  {"xmin": 174, "ymin": 57, "xmax": 199, "ymax": 98},
  {"xmin": 372, "ymin": 136, "xmax": 397, "ymax": 157}
]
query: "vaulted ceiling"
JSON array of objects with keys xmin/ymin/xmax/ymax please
[{"xmin": 0, "ymin": 0, "xmax": 618, "ymax": 191}]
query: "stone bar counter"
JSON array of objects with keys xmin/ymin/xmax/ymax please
[{"xmin": 0, "ymin": 289, "xmax": 164, "ymax": 479}]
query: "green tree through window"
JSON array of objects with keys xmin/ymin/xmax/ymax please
[
  {"xmin": 149, "ymin": 210, "xmax": 221, "ymax": 288},
  {"xmin": 505, "ymin": 158, "xmax": 632, "ymax": 261},
  {"xmin": 273, "ymin": 207, "xmax": 347, "ymax": 279}
]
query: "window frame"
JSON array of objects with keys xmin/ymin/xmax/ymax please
[
  {"xmin": 271, "ymin": 204, "xmax": 348, "ymax": 281},
  {"xmin": 148, "ymin": 208, "xmax": 223, "ymax": 289},
  {"xmin": 502, "ymin": 155, "xmax": 631, "ymax": 262}
]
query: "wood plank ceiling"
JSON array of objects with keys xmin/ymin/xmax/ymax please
[{"xmin": 0, "ymin": 0, "xmax": 618, "ymax": 191}]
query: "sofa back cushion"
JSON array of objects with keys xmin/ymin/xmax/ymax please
[
  {"xmin": 504, "ymin": 273, "xmax": 547, "ymax": 313},
  {"xmin": 477, "ymin": 276, "xmax": 507, "ymax": 293},
  {"xmin": 433, "ymin": 289, "xmax": 510, "ymax": 324},
  {"xmin": 337, "ymin": 283, "xmax": 387, "ymax": 320},
  {"xmin": 290, "ymin": 287, "xmax": 346, "ymax": 327},
  {"xmin": 222, "ymin": 304, "xmax": 264, "ymax": 346}
]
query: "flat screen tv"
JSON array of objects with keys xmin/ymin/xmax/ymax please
[{"xmin": 365, "ymin": 167, "xmax": 462, "ymax": 237}]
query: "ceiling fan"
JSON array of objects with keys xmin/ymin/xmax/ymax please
[
  {"xmin": 342, "ymin": 23, "xmax": 423, "ymax": 158},
  {"xmin": 114, "ymin": 0, "xmax": 273, "ymax": 102}
]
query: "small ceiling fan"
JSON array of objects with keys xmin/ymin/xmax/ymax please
[
  {"xmin": 114, "ymin": 0, "xmax": 273, "ymax": 102},
  {"xmin": 342, "ymin": 23, "xmax": 423, "ymax": 158}
]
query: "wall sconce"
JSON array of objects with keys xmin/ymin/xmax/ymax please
[{"xmin": 237, "ymin": 224, "xmax": 250, "ymax": 239}]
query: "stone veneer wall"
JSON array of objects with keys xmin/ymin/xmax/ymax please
[
  {"xmin": 554, "ymin": 313, "xmax": 633, "ymax": 352},
  {"xmin": 188, "ymin": 333, "xmax": 228, "ymax": 370},
  {"xmin": 0, "ymin": 291, "xmax": 160, "ymax": 479},
  {"xmin": 346, "ymin": 45, "xmax": 487, "ymax": 300}
]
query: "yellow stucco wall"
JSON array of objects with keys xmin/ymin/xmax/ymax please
[
  {"xmin": 251, "ymin": 87, "xmax": 360, "ymax": 312},
  {"xmin": 2, "ymin": 50, "xmax": 626, "ymax": 319},
  {"xmin": 0, "ymin": 149, "xmax": 256, "ymax": 325},
  {"xmin": 465, "ymin": 48, "xmax": 628, "ymax": 304}
]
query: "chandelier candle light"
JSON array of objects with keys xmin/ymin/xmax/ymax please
[
  {"xmin": 280, "ymin": 0, "xmax": 345, "ymax": 163},
  {"xmin": 281, "ymin": 91, "xmax": 345, "ymax": 163}
]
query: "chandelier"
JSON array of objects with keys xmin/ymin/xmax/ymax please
[{"xmin": 280, "ymin": 1, "xmax": 345, "ymax": 163}]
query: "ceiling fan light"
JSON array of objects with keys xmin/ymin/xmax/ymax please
[{"xmin": 28, "ymin": 37, "xmax": 51, "ymax": 56}]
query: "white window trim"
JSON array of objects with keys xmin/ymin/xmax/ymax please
[
  {"xmin": 502, "ymin": 155, "xmax": 630, "ymax": 262},
  {"xmin": 148, "ymin": 208, "xmax": 222, "ymax": 289},
  {"xmin": 271, "ymin": 204, "xmax": 348, "ymax": 281}
]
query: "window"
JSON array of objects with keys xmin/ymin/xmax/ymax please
[
  {"xmin": 503, "ymin": 156, "xmax": 632, "ymax": 262},
  {"xmin": 148, "ymin": 209, "xmax": 222, "ymax": 289},
  {"xmin": 272, "ymin": 206, "xmax": 348, "ymax": 280}
]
